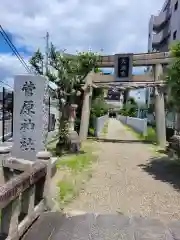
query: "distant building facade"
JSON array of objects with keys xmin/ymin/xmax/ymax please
[
  {"xmin": 105, "ymin": 88, "xmax": 124, "ymax": 109},
  {"xmin": 146, "ymin": 0, "xmax": 180, "ymax": 107},
  {"xmin": 148, "ymin": 0, "xmax": 180, "ymax": 53}
]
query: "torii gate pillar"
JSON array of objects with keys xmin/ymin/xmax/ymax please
[{"xmin": 154, "ymin": 64, "xmax": 166, "ymax": 148}]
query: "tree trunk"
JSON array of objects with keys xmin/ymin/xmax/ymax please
[
  {"xmin": 75, "ymin": 94, "xmax": 83, "ymax": 134},
  {"xmin": 175, "ymin": 112, "xmax": 180, "ymax": 133}
]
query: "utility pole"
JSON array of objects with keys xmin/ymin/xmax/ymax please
[{"xmin": 45, "ymin": 32, "xmax": 49, "ymax": 75}]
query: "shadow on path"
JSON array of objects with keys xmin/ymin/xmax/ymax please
[
  {"xmin": 139, "ymin": 156, "xmax": 180, "ymax": 191},
  {"xmin": 88, "ymin": 137, "xmax": 154, "ymax": 144}
]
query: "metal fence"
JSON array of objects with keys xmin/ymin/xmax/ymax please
[
  {"xmin": 0, "ymin": 89, "xmax": 58, "ymax": 142},
  {"xmin": 1, "ymin": 87, "xmax": 13, "ymax": 142},
  {"xmin": 48, "ymin": 96, "xmax": 57, "ymax": 132}
]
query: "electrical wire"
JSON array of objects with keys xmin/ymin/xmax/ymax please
[
  {"xmin": 0, "ymin": 25, "xmax": 31, "ymax": 73},
  {"xmin": 0, "ymin": 25, "xmax": 31, "ymax": 72},
  {"xmin": 0, "ymin": 79, "xmax": 13, "ymax": 89},
  {"xmin": 0, "ymin": 26, "xmax": 53, "ymax": 91}
]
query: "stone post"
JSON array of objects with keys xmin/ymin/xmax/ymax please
[
  {"xmin": 79, "ymin": 71, "xmax": 94, "ymax": 141},
  {"xmin": 79, "ymin": 86, "xmax": 93, "ymax": 141},
  {"xmin": 154, "ymin": 64, "xmax": 166, "ymax": 148},
  {"xmin": 68, "ymin": 104, "xmax": 78, "ymax": 132},
  {"xmin": 12, "ymin": 75, "xmax": 49, "ymax": 161},
  {"xmin": 0, "ymin": 146, "xmax": 11, "ymax": 184},
  {"xmin": 36, "ymin": 151, "xmax": 52, "ymax": 209}
]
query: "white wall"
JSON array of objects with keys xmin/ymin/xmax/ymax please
[
  {"xmin": 94, "ymin": 115, "xmax": 108, "ymax": 137},
  {"xmin": 147, "ymin": 112, "xmax": 175, "ymax": 128},
  {"xmin": 118, "ymin": 115, "xmax": 147, "ymax": 136}
]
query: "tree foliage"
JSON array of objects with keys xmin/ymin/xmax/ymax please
[
  {"xmin": 29, "ymin": 44, "xmax": 102, "ymax": 149},
  {"xmin": 166, "ymin": 41, "xmax": 180, "ymax": 111},
  {"xmin": 88, "ymin": 96, "xmax": 109, "ymax": 133},
  {"xmin": 30, "ymin": 44, "xmax": 102, "ymax": 103},
  {"xmin": 91, "ymin": 97, "xmax": 109, "ymax": 117},
  {"xmin": 119, "ymin": 97, "xmax": 138, "ymax": 117}
]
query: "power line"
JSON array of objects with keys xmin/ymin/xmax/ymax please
[
  {"xmin": 0, "ymin": 79, "xmax": 13, "ymax": 89},
  {"xmin": 0, "ymin": 27, "xmax": 54, "ymax": 89},
  {"xmin": 0, "ymin": 25, "xmax": 31, "ymax": 73}
]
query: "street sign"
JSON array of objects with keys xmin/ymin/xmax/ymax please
[{"xmin": 114, "ymin": 53, "xmax": 133, "ymax": 81}]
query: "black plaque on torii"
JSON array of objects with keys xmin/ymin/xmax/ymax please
[{"xmin": 114, "ymin": 53, "xmax": 133, "ymax": 81}]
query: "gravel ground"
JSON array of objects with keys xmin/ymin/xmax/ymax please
[{"xmin": 64, "ymin": 119, "xmax": 180, "ymax": 223}]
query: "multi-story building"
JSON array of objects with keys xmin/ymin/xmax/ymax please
[
  {"xmin": 148, "ymin": 0, "xmax": 180, "ymax": 53},
  {"xmin": 146, "ymin": 0, "xmax": 180, "ymax": 108}
]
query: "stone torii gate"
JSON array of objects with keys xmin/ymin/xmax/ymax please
[{"xmin": 79, "ymin": 52, "xmax": 172, "ymax": 148}]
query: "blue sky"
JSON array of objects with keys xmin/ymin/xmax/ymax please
[
  {"xmin": 0, "ymin": 0, "xmax": 164, "ymax": 98},
  {"xmin": 0, "ymin": 31, "xmax": 32, "ymax": 89},
  {"xmin": 0, "ymin": 31, "xmax": 31, "ymax": 56},
  {"xmin": 0, "ymin": 32, "xmax": 13, "ymax": 53}
]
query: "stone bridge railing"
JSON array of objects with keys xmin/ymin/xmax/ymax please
[{"xmin": 0, "ymin": 148, "xmax": 51, "ymax": 240}]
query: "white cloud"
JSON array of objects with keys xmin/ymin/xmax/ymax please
[
  {"xmin": 0, "ymin": 54, "xmax": 28, "ymax": 88},
  {"xmin": 0, "ymin": 0, "xmax": 165, "ymax": 83}
]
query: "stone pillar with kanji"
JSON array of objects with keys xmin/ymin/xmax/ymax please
[{"xmin": 12, "ymin": 75, "xmax": 49, "ymax": 161}]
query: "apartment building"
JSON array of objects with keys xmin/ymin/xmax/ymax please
[
  {"xmin": 146, "ymin": 0, "xmax": 180, "ymax": 108},
  {"xmin": 148, "ymin": 0, "xmax": 180, "ymax": 52}
]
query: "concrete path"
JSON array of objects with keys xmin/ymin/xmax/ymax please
[
  {"xmin": 22, "ymin": 211, "xmax": 180, "ymax": 240},
  {"xmin": 65, "ymin": 119, "xmax": 180, "ymax": 223}
]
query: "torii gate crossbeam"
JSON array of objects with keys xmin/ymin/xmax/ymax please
[{"xmin": 97, "ymin": 52, "xmax": 172, "ymax": 67}]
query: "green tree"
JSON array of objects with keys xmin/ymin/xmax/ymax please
[
  {"xmin": 119, "ymin": 97, "xmax": 138, "ymax": 117},
  {"xmin": 29, "ymin": 44, "xmax": 102, "ymax": 149},
  {"xmin": 166, "ymin": 41, "xmax": 180, "ymax": 130},
  {"xmin": 127, "ymin": 97, "xmax": 136, "ymax": 105},
  {"xmin": 88, "ymin": 96, "xmax": 108, "ymax": 134}
]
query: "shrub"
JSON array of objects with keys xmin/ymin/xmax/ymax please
[
  {"xmin": 91, "ymin": 97, "xmax": 108, "ymax": 117},
  {"xmin": 89, "ymin": 127, "xmax": 95, "ymax": 136}
]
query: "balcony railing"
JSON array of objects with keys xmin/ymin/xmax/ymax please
[
  {"xmin": 152, "ymin": 26, "xmax": 170, "ymax": 47},
  {"xmin": 153, "ymin": 7, "xmax": 171, "ymax": 32}
]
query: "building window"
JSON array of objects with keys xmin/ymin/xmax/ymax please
[
  {"xmin": 174, "ymin": 1, "xmax": 178, "ymax": 11},
  {"xmin": 173, "ymin": 30, "xmax": 177, "ymax": 40}
]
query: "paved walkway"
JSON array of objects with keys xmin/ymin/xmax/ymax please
[
  {"xmin": 65, "ymin": 119, "xmax": 180, "ymax": 223},
  {"xmin": 23, "ymin": 119, "xmax": 180, "ymax": 239}
]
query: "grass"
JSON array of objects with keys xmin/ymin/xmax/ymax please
[
  {"xmin": 124, "ymin": 125, "xmax": 156, "ymax": 143},
  {"xmin": 55, "ymin": 140, "xmax": 98, "ymax": 206},
  {"xmin": 124, "ymin": 125, "xmax": 168, "ymax": 156},
  {"xmin": 125, "ymin": 125, "xmax": 169, "ymax": 156},
  {"xmin": 57, "ymin": 179, "xmax": 76, "ymax": 204},
  {"xmin": 88, "ymin": 127, "xmax": 95, "ymax": 136},
  {"xmin": 138, "ymin": 127, "xmax": 157, "ymax": 143},
  {"xmin": 56, "ymin": 144, "xmax": 96, "ymax": 173}
]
